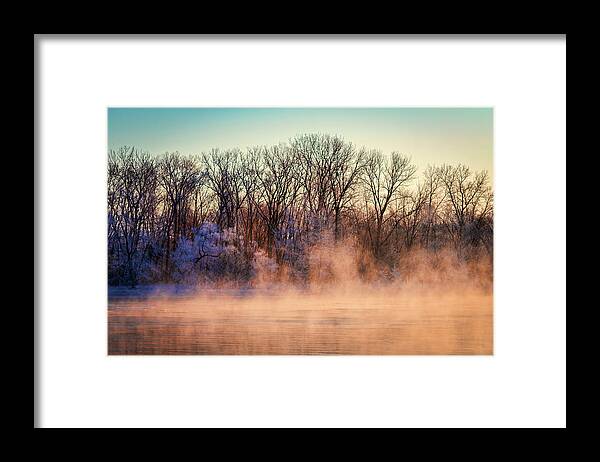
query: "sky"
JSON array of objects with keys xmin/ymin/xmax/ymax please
[{"xmin": 108, "ymin": 108, "xmax": 493, "ymax": 176}]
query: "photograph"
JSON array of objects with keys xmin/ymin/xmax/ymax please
[{"xmin": 107, "ymin": 107, "xmax": 494, "ymax": 355}]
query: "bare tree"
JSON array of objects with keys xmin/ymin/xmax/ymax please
[
  {"xmin": 291, "ymin": 134, "xmax": 336, "ymax": 236},
  {"xmin": 202, "ymin": 148, "xmax": 244, "ymax": 232},
  {"xmin": 158, "ymin": 152, "xmax": 202, "ymax": 274},
  {"xmin": 107, "ymin": 147, "xmax": 159, "ymax": 287},
  {"xmin": 394, "ymin": 185, "xmax": 428, "ymax": 250},
  {"xmin": 419, "ymin": 165, "xmax": 446, "ymax": 249},
  {"xmin": 437, "ymin": 164, "xmax": 493, "ymax": 252},
  {"xmin": 327, "ymin": 141, "xmax": 367, "ymax": 241},
  {"xmin": 248, "ymin": 144, "xmax": 302, "ymax": 261},
  {"xmin": 362, "ymin": 150, "xmax": 417, "ymax": 260},
  {"xmin": 238, "ymin": 147, "xmax": 263, "ymax": 257}
]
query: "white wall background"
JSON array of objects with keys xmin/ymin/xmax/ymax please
[{"xmin": 36, "ymin": 36, "xmax": 566, "ymax": 428}]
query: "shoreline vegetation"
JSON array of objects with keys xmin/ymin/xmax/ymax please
[{"xmin": 108, "ymin": 133, "xmax": 493, "ymax": 291}]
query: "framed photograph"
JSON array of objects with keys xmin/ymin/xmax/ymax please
[{"xmin": 35, "ymin": 34, "xmax": 566, "ymax": 428}]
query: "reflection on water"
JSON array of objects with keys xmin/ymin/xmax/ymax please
[{"xmin": 108, "ymin": 289, "xmax": 492, "ymax": 355}]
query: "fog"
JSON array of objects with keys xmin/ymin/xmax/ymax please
[{"xmin": 109, "ymin": 240, "xmax": 492, "ymax": 355}]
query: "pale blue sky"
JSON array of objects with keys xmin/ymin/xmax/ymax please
[{"xmin": 108, "ymin": 108, "xmax": 493, "ymax": 175}]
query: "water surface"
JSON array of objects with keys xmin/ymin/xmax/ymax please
[{"xmin": 108, "ymin": 288, "xmax": 492, "ymax": 355}]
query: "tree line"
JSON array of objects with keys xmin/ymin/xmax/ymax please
[{"xmin": 108, "ymin": 134, "xmax": 493, "ymax": 287}]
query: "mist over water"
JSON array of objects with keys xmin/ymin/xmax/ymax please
[{"xmin": 108, "ymin": 241, "xmax": 493, "ymax": 355}]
